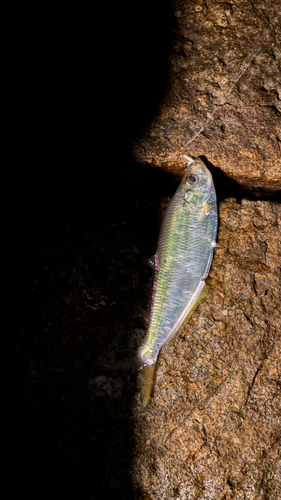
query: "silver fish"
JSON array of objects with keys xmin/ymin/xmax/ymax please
[{"xmin": 139, "ymin": 157, "xmax": 218, "ymax": 406}]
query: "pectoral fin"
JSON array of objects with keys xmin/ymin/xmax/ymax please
[{"xmin": 200, "ymin": 203, "xmax": 212, "ymax": 220}]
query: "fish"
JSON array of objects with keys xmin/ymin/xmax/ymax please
[{"xmin": 139, "ymin": 157, "xmax": 218, "ymax": 408}]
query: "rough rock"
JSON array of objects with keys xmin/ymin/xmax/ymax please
[
  {"xmin": 133, "ymin": 199, "xmax": 281, "ymax": 500},
  {"xmin": 133, "ymin": 0, "xmax": 281, "ymax": 189}
]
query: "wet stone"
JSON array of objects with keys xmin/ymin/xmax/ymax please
[
  {"xmin": 132, "ymin": 199, "xmax": 281, "ymax": 500},
  {"xmin": 133, "ymin": 0, "xmax": 281, "ymax": 190}
]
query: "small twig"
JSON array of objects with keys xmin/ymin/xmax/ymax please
[{"xmin": 184, "ymin": 30, "xmax": 267, "ymax": 148}]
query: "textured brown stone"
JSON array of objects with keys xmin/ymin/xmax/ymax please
[
  {"xmin": 133, "ymin": 0, "xmax": 281, "ymax": 189},
  {"xmin": 133, "ymin": 199, "xmax": 281, "ymax": 500}
]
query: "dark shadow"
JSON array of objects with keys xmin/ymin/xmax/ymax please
[
  {"xmin": 200, "ymin": 155, "xmax": 245, "ymax": 202},
  {"xmin": 3, "ymin": 162, "xmax": 176, "ymax": 500},
  {"xmin": 200, "ymin": 156, "xmax": 281, "ymax": 202},
  {"xmin": 3, "ymin": 3, "xmax": 175, "ymax": 499}
]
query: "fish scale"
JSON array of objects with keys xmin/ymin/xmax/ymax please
[{"xmin": 139, "ymin": 157, "xmax": 218, "ymax": 407}]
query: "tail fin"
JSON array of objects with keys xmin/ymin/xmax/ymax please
[{"xmin": 140, "ymin": 362, "xmax": 157, "ymax": 410}]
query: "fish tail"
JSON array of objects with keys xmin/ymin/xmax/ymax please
[{"xmin": 140, "ymin": 361, "xmax": 157, "ymax": 410}]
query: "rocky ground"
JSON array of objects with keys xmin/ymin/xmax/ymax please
[
  {"xmin": 133, "ymin": 199, "xmax": 281, "ymax": 500},
  {"xmin": 133, "ymin": 0, "xmax": 281, "ymax": 190},
  {"xmin": 132, "ymin": 2, "xmax": 280, "ymax": 499},
  {"xmin": 3, "ymin": 1, "xmax": 280, "ymax": 499},
  {"xmin": 132, "ymin": 1, "xmax": 280, "ymax": 498}
]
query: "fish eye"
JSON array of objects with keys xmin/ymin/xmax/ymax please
[{"xmin": 187, "ymin": 174, "xmax": 198, "ymax": 184}]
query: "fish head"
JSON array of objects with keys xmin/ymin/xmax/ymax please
[{"xmin": 181, "ymin": 158, "xmax": 214, "ymax": 207}]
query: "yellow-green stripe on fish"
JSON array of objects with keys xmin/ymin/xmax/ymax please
[{"xmin": 139, "ymin": 157, "xmax": 218, "ymax": 407}]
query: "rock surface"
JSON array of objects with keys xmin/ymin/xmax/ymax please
[
  {"xmin": 133, "ymin": 199, "xmax": 281, "ymax": 500},
  {"xmin": 133, "ymin": 0, "xmax": 281, "ymax": 189},
  {"xmin": 4, "ymin": 2, "xmax": 280, "ymax": 499}
]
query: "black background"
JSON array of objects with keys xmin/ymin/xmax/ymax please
[{"xmin": 3, "ymin": 3, "xmax": 175, "ymax": 500}]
